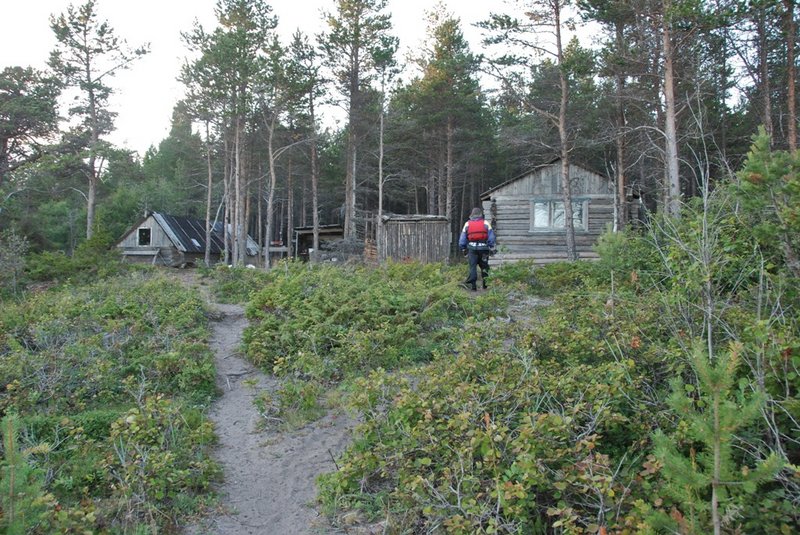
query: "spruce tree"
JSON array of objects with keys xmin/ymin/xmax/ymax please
[
  {"xmin": 650, "ymin": 344, "xmax": 781, "ymax": 534},
  {"xmin": 0, "ymin": 415, "xmax": 54, "ymax": 534}
]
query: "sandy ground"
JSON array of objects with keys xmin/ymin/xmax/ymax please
[{"xmin": 179, "ymin": 275, "xmax": 355, "ymax": 535}]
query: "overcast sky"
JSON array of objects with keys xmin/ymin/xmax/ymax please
[
  {"xmin": 2, "ymin": 1, "xmax": 501, "ymax": 155},
  {"xmin": 2, "ymin": 1, "xmax": 590, "ymax": 156}
]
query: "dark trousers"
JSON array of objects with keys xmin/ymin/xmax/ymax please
[{"xmin": 466, "ymin": 249, "xmax": 490, "ymax": 288}]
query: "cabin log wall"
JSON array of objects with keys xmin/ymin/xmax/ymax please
[{"xmin": 482, "ymin": 163, "xmax": 615, "ymax": 265}]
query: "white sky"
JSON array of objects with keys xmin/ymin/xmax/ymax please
[{"xmin": 2, "ymin": 1, "xmax": 589, "ymax": 156}]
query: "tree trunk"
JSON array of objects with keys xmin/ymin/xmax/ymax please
[
  {"xmin": 345, "ymin": 127, "xmax": 357, "ymax": 237},
  {"xmin": 204, "ymin": 121, "xmax": 213, "ymax": 267},
  {"xmin": 427, "ymin": 164, "xmax": 436, "ymax": 214},
  {"xmin": 446, "ymin": 116, "xmax": 454, "ymax": 224},
  {"xmin": 86, "ymin": 80, "xmax": 99, "ymax": 239},
  {"xmin": 615, "ymin": 22, "xmax": 627, "ymax": 230},
  {"xmin": 663, "ymin": 0, "xmax": 681, "ymax": 218},
  {"xmin": 378, "ymin": 91, "xmax": 385, "ymax": 221},
  {"xmin": 244, "ymin": 167, "xmax": 251, "ymax": 263},
  {"xmin": 344, "ymin": 45, "xmax": 360, "ymax": 239},
  {"xmin": 287, "ymin": 155, "xmax": 294, "ymax": 258},
  {"xmin": 785, "ymin": 0, "xmax": 797, "ymax": 152},
  {"xmin": 232, "ymin": 117, "xmax": 242, "ymax": 265},
  {"xmin": 437, "ymin": 140, "xmax": 446, "ymax": 216},
  {"xmin": 311, "ymin": 96, "xmax": 320, "ymax": 252},
  {"xmin": 222, "ymin": 137, "xmax": 231, "ymax": 264},
  {"xmin": 257, "ymin": 161, "xmax": 263, "ymax": 265},
  {"xmin": 86, "ymin": 173, "xmax": 97, "ymax": 240},
  {"xmin": 264, "ymin": 114, "xmax": 278, "ymax": 270},
  {"xmin": 758, "ymin": 9, "xmax": 774, "ymax": 144},
  {"xmin": 555, "ymin": 0, "xmax": 577, "ymax": 261}
]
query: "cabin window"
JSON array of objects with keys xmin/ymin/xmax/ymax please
[
  {"xmin": 530, "ymin": 200, "xmax": 587, "ymax": 231},
  {"xmin": 137, "ymin": 227, "xmax": 151, "ymax": 246}
]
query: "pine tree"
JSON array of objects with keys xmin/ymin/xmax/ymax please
[
  {"xmin": 650, "ymin": 344, "xmax": 781, "ymax": 534},
  {"xmin": 0, "ymin": 415, "xmax": 54, "ymax": 534},
  {"xmin": 320, "ymin": 0, "xmax": 396, "ymax": 239},
  {"xmin": 48, "ymin": 0, "xmax": 148, "ymax": 239}
]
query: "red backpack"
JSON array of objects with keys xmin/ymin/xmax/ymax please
[{"xmin": 467, "ymin": 219, "xmax": 488, "ymax": 242}]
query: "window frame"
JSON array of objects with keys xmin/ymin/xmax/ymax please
[
  {"xmin": 529, "ymin": 199, "xmax": 588, "ymax": 232},
  {"xmin": 137, "ymin": 227, "xmax": 152, "ymax": 246}
]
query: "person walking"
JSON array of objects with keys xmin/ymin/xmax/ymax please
[{"xmin": 458, "ymin": 207, "xmax": 496, "ymax": 291}]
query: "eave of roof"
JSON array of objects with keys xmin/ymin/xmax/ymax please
[{"xmin": 380, "ymin": 214, "xmax": 448, "ymax": 222}]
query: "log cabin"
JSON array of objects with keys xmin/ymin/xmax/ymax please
[{"xmin": 480, "ymin": 160, "xmax": 615, "ymax": 264}]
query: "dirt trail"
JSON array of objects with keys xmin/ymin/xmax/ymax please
[{"xmin": 179, "ymin": 274, "xmax": 354, "ymax": 535}]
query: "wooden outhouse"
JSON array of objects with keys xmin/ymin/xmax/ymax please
[
  {"xmin": 480, "ymin": 161, "xmax": 614, "ymax": 264},
  {"xmin": 116, "ymin": 212, "xmax": 259, "ymax": 267},
  {"xmin": 378, "ymin": 214, "xmax": 450, "ymax": 263}
]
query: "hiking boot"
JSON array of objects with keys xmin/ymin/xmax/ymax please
[
  {"xmin": 482, "ymin": 280, "xmax": 488, "ymax": 289},
  {"xmin": 461, "ymin": 282, "xmax": 477, "ymax": 291}
]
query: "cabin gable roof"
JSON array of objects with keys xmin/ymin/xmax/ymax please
[{"xmin": 481, "ymin": 160, "xmax": 612, "ymax": 200}]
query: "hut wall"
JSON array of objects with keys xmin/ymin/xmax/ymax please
[
  {"xmin": 378, "ymin": 219, "xmax": 450, "ymax": 263},
  {"xmin": 117, "ymin": 215, "xmax": 179, "ymax": 264},
  {"xmin": 117, "ymin": 216, "xmax": 173, "ymax": 249},
  {"xmin": 487, "ymin": 164, "xmax": 615, "ymax": 264}
]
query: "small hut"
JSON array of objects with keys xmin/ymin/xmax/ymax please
[
  {"xmin": 378, "ymin": 214, "xmax": 450, "ymax": 263},
  {"xmin": 480, "ymin": 161, "xmax": 615, "ymax": 264},
  {"xmin": 292, "ymin": 224, "xmax": 345, "ymax": 261},
  {"xmin": 116, "ymin": 212, "xmax": 258, "ymax": 267}
]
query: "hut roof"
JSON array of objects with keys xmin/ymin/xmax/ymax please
[
  {"xmin": 380, "ymin": 214, "xmax": 449, "ymax": 223},
  {"xmin": 154, "ymin": 213, "xmax": 226, "ymax": 254},
  {"xmin": 293, "ymin": 224, "xmax": 344, "ymax": 236}
]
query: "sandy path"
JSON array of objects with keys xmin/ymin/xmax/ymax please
[{"xmin": 182, "ymin": 281, "xmax": 354, "ymax": 535}]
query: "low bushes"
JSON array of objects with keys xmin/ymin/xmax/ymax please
[
  {"xmin": 318, "ymin": 307, "xmax": 661, "ymax": 533},
  {"xmin": 0, "ymin": 272, "xmax": 219, "ymax": 533},
  {"xmin": 243, "ymin": 260, "xmax": 506, "ymax": 383}
]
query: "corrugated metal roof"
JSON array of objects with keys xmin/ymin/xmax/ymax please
[
  {"xmin": 144, "ymin": 212, "xmax": 259, "ymax": 256},
  {"xmin": 153, "ymin": 213, "xmax": 226, "ymax": 253}
]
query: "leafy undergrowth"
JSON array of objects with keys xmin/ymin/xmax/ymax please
[
  {"xmin": 234, "ymin": 206, "xmax": 799, "ymax": 534},
  {"xmin": 310, "ymin": 253, "xmax": 797, "ymax": 533},
  {"xmin": 243, "ymin": 260, "xmax": 508, "ymax": 384},
  {"xmin": 317, "ymin": 279, "xmax": 666, "ymax": 534},
  {"xmin": 204, "ymin": 264, "xmax": 271, "ymax": 304},
  {"xmin": 0, "ymin": 272, "xmax": 219, "ymax": 533}
]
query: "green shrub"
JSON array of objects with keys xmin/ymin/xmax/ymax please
[
  {"xmin": 594, "ymin": 225, "xmax": 660, "ymax": 279},
  {"xmin": 243, "ymin": 261, "xmax": 503, "ymax": 383},
  {"xmin": 209, "ymin": 264, "xmax": 270, "ymax": 304},
  {"xmin": 530, "ymin": 260, "xmax": 604, "ymax": 295},
  {"xmin": 0, "ymin": 272, "xmax": 220, "ymax": 532},
  {"xmin": 320, "ymin": 317, "xmax": 657, "ymax": 533}
]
